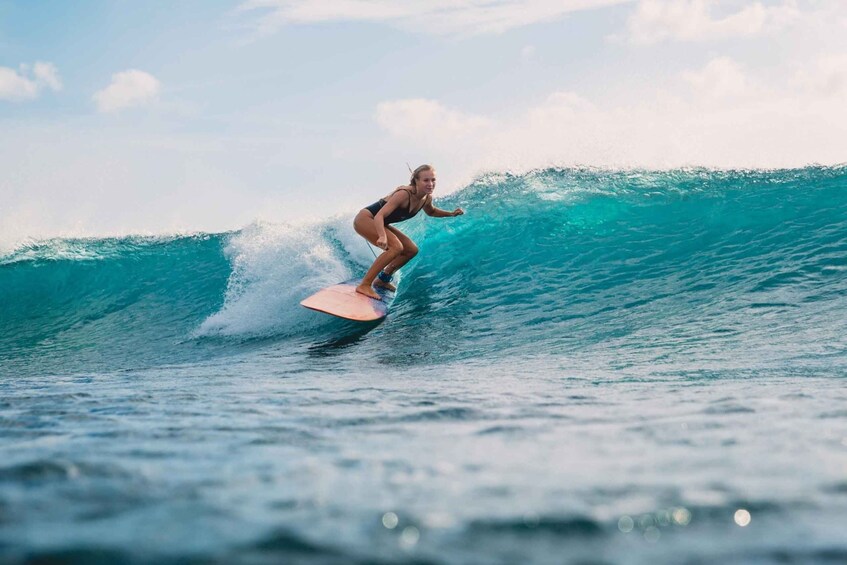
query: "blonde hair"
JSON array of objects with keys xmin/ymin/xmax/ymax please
[{"xmin": 410, "ymin": 164, "xmax": 435, "ymax": 187}]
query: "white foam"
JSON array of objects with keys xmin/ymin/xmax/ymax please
[{"xmin": 197, "ymin": 216, "xmax": 371, "ymax": 338}]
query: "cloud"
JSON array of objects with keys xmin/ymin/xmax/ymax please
[
  {"xmin": 624, "ymin": 0, "xmax": 800, "ymax": 44},
  {"xmin": 525, "ymin": 91, "xmax": 597, "ymax": 124},
  {"xmin": 795, "ymin": 53, "xmax": 847, "ymax": 96},
  {"xmin": 0, "ymin": 62, "xmax": 62, "ymax": 101},
  {"xmin": 93, "ymin": 70, "xmax": 161, "ymax": 113},
  {"xmin": 33, "ymin": 62, "xmax": 63, "ymax": 91},
  {"xmin": 374, "ymin": 58, "xmax": 847, "ymax": 175},
  {"xmin": 682, "ymin": 56, "xmax": 753, "ymax": 98},
  {"xmin": 375, "ymin": 98, "xmax": 493, "ymax": 141},
  {"xmin": 239, "ymin": 0, "xmax": 634, "ymax": 37}
]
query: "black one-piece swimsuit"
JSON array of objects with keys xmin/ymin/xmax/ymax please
[{"xmin": 364, "ymin": 189, "xmax": 427, "ymax": 225}]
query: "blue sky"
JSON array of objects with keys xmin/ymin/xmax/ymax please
[{"xmin": 2, "ymin": 1, "xmax": 846, "ymax": 246}]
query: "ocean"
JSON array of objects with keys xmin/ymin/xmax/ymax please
[{"xmin": 2, "ymin": 167, "xmax": 847, "ymax": 564}]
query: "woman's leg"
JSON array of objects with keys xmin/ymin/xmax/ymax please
[
  {"xmin": 353, "ymin": 210, "xmax": 403, "ymax": 299},
  {"xmin": 382, "ymin": 225, "xmax": 419, "ymax": 277}
]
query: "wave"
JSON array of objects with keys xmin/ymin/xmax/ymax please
[
  {"xmin": 2, "ymin": 166, "xmax": 846, "ymax": 375},
  {"xmin": 0, "ymin": 234, "xmax": 232, "ymax": 375}
]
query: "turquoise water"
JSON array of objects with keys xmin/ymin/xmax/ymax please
[{"xmin": 2, "ymin": 167, "xmax": 847, "ymax": 563}]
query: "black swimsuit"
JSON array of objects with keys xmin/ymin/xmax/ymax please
[{"xmin": 364, "ymin": 188, "xmax": 427, "ymax": 225}]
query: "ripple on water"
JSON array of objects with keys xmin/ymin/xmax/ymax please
[
  {"xmin": 475, "ymin": 425, "xmax": 526, "ymax": 436},
  {"xmin": 702, "ymin": 402, "xmax": 756, "ymax": 415},
  {"xmin": 398, "ymin": 407, "xmax": 482, "ymax": 423},
  {"xmin": 0, "ymin": 460, "xmax": 133, "ymax": 483},
  {"xmin": 467, "ymin": 515, "xmax": 604, "ymax": 538},
  {"xmin": 246, "ymin": 527, "xmax": 343, "ymax": 561},
  {"xmin": 818, "ymin": 409, "xmax": 847, "ymax": 419}
]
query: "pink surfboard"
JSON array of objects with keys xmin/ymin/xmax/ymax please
[{"xmin": 300, "ymin": 278, "xmax": 395, "ymax": 321}]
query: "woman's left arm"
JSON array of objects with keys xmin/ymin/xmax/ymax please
[{"xmin": 424, "ymin": 197, "xmax": 464, "ymax": 218}]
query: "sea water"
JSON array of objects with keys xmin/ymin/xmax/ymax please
[{"xmin": 2, "ymin": 167, "xmax": 847, "ymax": 564}]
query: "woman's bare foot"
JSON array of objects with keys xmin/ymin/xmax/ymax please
[
  {"xmin": 355, "ymin": 283, "xmax": 380, "ymax": 300},
  {"xmin": 373, "ymin": 278, "xmax": 396, "ymax": 292}
]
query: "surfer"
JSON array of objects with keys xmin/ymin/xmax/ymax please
[{"xmin": 353, "ymin": 164, "xmax": 463, "ymax": 299}]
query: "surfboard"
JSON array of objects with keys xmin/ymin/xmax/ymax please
[{"xmin": 300, "ymin": 278, "xmax": 395, "ymax": 322}]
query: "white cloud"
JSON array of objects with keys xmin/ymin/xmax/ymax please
[
  {"xmin": 0, "ymin": 68, "xmax": 37, "ymax": 100},
  {"xmin": 374, "ymin": 62, "xmax": 847, "ymax": 175},
  {"xmin": 526, "ymin": 91, "xmax": 597, "ymax": 124},
  {"xmin": 240, "ymin": 0, "xmax": 634, "ymax": 37},
  {"xmin": 624, "ymin": 0, "xmax": 800, "ymax": 44},
  {"xmin": 33, "ymin": 62, "xmax": 63, "ymax": 91},
  {"xmin": 0, "ymin": 62, "xmax": 62, "ymax": 101},
  {"xmin": 375, "ymin": 98, "xmax": 493, "ymax": 141},
  {"xmin": 682, "ymin": 56, "xmax": 753, "ymax": 98},
  {"xmin": 94, "ymin": 70, "xmax": 161, "ymax": 113},
  {"xmin": 795, "ymin": 53, "xmax": 847, "ymax": 96}
]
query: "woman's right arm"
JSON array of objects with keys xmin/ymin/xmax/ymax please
[
  {"xmin": 372, "ymin": 213, "xmax": 388, "ymax": 249},
  {"xmin": 372, "ymin": 188, "xmax": 409, "ymax": 249}
]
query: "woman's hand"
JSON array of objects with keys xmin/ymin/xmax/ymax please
[
  {"xmin": 452, "ymin": 208, "xmax": 464, "ymax": 217},
  {"xmin": 376, "ymin": 235, "xmax": 388, "ymax": 250}
]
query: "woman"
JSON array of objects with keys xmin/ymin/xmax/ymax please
[{"xmin": 353, "ymin": 164, "xmax": 463, "ymax": 299}]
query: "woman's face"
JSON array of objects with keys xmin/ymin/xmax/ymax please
[{"xmin": 416, "ymin": 169, "xmax": 436, "ymax": 195}]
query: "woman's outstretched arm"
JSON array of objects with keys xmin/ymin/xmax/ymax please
[{"xmin": 423, "ymin": 197, "xmax": 463, "ymax": 217}]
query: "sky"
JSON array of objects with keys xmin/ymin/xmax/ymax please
[{"xmin": 2, "ymin": 0, "xmax": 847, "ymax": 246}]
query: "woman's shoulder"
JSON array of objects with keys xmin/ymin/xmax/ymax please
[{"xmin": 389, "ymin": 185, "xmax": 413, "ymax": 197}]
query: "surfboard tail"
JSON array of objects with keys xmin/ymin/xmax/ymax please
[{"xmin": 300, "ymin": 279, "xmax": 394, "ymax": 321}]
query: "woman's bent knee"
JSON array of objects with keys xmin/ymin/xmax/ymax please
[{"xmin": 386, "ymin": 242, "xmax": 404, "ymax": 257}]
